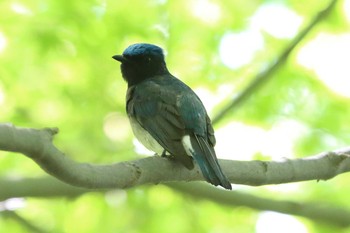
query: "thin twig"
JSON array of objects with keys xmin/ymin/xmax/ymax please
[
  {"xmin": 212, "ymin": 0, "xmax": 338, "ymax": 125},
  {"xmin": 1, "ymin": 211, "xmax": 47, "ymax": 233}
]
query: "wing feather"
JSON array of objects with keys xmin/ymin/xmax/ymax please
[{"xmin": 127, "ymin": 80, "xmax": 193, "ymax": 169}]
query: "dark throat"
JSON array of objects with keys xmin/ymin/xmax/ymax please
[{"xmin": 121, "ymin": 62, "xmax": 170, "ymax": 86}]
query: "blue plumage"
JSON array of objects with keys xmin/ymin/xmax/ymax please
[{"xmin": 113, "ymin": 43, "xmax": 231, "ymax": 190}]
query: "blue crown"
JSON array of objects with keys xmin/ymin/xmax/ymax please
[{"xmin": 123, "ymin": 43, "xmax": 164, "ymax": 60}]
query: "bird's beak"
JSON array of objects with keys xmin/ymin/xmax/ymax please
[{"xmin": 112, "ymin": 55, "xmax": 128, "ymax": 63}]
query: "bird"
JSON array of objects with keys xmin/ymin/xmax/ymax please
[{"xmin": 112, "ymin": 43, "xmax": 232, "ymax": 190}]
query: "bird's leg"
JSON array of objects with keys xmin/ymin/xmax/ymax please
[
  {"xmin": 161, "ymin": 150, "xmax": 175, "ymax": 159},
  {"xmin": 161, "ymin": 150, "xmax": 167, "ymax": 157}
]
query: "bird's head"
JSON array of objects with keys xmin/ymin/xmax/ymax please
[{"xmin": 113, "ymin": 43, "xmax": 169, "ymax": 86}]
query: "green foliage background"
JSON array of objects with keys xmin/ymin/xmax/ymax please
[{"xmin": 1, "ymin": 0, "xmax": 350, "ymax": 232}]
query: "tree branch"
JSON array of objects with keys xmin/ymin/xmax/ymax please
[
  {"xmin": 170, "ymin": 183, "xmax": 350, "ymax": 228},
  {"xmin": 1, "ymin": 176, "xmax": 349, "ymax": 227},
  {"xmin": 212, "ymin": 0, "xmax": 338, "ymax": 125},
  {"xmin": 0, "ymin": 177, "xmax": 90, "ymax": 201},
  {"xmin": 1, "ymin": 123, "xmax": 350, "ymax": 189}
]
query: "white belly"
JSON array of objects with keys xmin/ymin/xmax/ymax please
[{"xmin": 129, "ymin": 118, "xmax": 164, "ymax": 155}]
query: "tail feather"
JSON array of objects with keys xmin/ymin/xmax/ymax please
[{"xmin": 191, "ymin": 134, "xmax": 232, "ymax": 190}]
